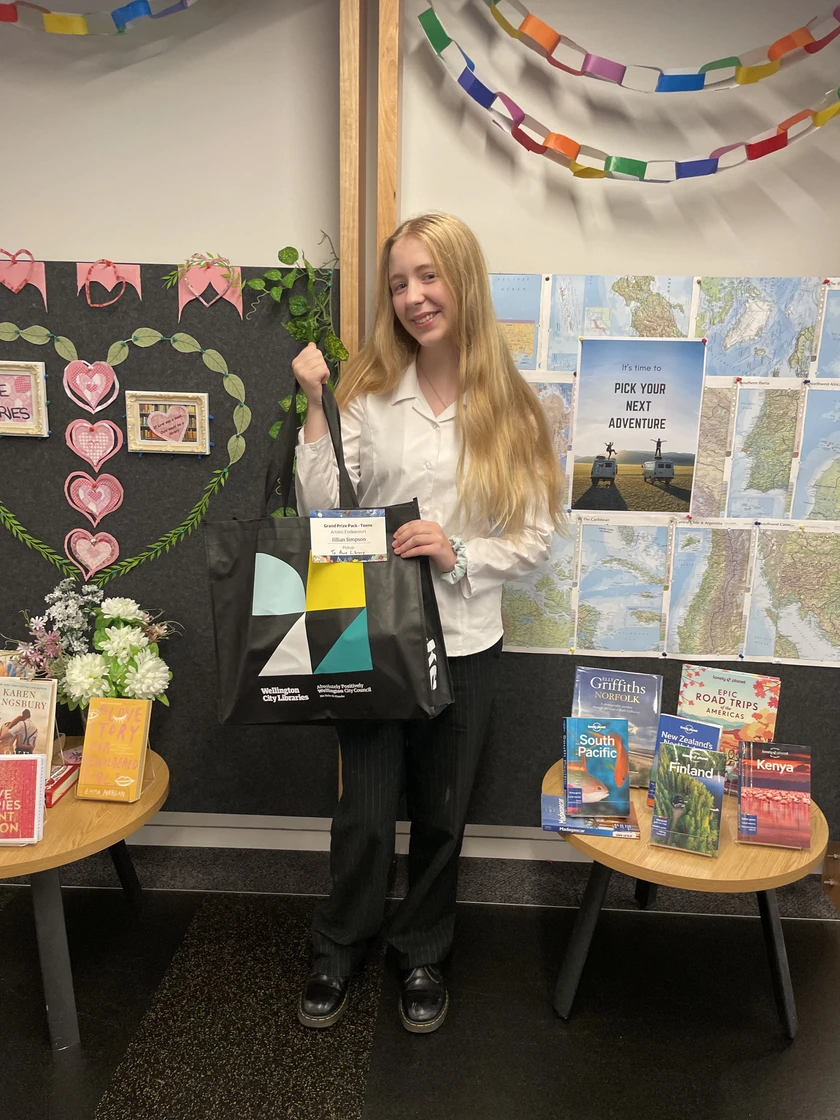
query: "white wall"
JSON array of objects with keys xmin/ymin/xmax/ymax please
[
  {"xmin": 4, "ymin": 1, "xmax": 837, "ymax": 288},
  {"xmin": 0, "ymin": 0, "xmax": 339, "ymax": 268},
  {"xmin": 400, "ymin": 0, "xmax": 840, "ymax": 275}
]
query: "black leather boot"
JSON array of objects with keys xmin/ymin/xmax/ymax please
[
  {"xmin": 298, "ymin": 972, "xmax": 350, "ymax": 1029},
  {"xmin": 399, "ymin": 965, "xmax": 449, "ymax": 1033}
]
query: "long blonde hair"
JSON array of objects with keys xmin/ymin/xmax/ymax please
[{"xmin": 337, "ymin": 213, "xmax": 565, "ymax": 537}]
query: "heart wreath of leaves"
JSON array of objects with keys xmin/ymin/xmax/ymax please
[{"xmin": 0, "ymin": 322, "xmax": 249, "ymax": 586}]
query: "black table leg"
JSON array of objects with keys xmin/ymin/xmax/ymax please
[
  {"xmin": 634, "ymin": 879, "xmax": 659, "ymax": 909},
  {"xmin": 30, "ymin": 868, "xmax": 80, "ymax": 1051},
  {"xmin": 757, "ymin": 888, "xmax": 797, "ymax": 1040},
  {"xmin": 554, "ymin": 861, "xmax": 612, "ymax": 1019},
  {"xmin": 108, "ymin": 839, "xmax": 143, "ymax": 904}
]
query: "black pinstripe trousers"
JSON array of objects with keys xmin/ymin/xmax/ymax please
[{"xmin": 311, "ymin": 637, "xmax": 503, "ymax": 975}]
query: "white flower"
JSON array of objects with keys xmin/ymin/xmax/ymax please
[
  {"xmin": 100, "ymin": 625, "xmax": 149, "ymax": 664},
  {"xmin": 63, "ymin": 653, "xmax": 109, "ymax": 705},
  {"xmin": 124, "ymin": 650, "xmax": 170, "ymax": 701},
  {"xmin": 100, "ymin": 597, "xmax": 146, "ymax": 622}
]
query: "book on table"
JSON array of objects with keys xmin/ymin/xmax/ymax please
[
  {"xmin": 647, "ymin": 713, "xmax": 723, "ymax": 807},
  {"xmin": 677, "ymin": 664, "xmax": 780, "ymax": 795},
  {"xmin": 571, "ymin": 667, "xmax": 663, "ymax": 790},
  {"xmin": 0, "ymin": 753, "xmax": 47, "ymax": 845},
  {"xmin": 649, "ymin": 740, "xmax": 726, "ymax": 857},
  {"xmin": 738, "ymin": 742, "xmax": 811, "ymax": 850},
  {"xmin": 76, "ymin": 698, "xmax": 152, "ymax": 804},
  {"xmin": 0, "ymin": 677, "xmax": 57, "ymax": 759},
  {"xmin": 563, "ymin": 717, "xmax": 630, "ymax": 818},
  {"xmin": 45, "ymin": 763, "xmax": 81, "ymax": 808}
]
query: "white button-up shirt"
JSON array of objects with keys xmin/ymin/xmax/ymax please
[{"xmin": 295, "ymin": 360, "xmax": 553, "ymax": 657}]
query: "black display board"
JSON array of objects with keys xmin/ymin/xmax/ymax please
[{"xmin": 0, "ymin": 264, "xmax": 837, "ymax": 835}]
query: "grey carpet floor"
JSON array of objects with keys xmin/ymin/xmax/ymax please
[{"xmin": 93, "ymin": 895, "xmax": 385, "ymax": 1120}]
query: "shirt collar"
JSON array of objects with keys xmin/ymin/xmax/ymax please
[
  {"xmin": 391, "ymin": 359, "xmax": 419, "ymax": 404},
  {"xmin": 390, "ymin": 359, "xmax": 460, "ymax": 422}
]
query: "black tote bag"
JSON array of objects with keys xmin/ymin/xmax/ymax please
[{"xmin": 205, "ymin": 386, "xmax": 453, "ymax": 724}]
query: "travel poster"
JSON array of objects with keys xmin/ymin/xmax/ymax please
[{"xmin": 571, "ymin": 338, "xmax": 706, "ymax": 513}]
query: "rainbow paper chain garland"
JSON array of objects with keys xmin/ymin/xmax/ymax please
[
  {"xmin": 484, "ymin": 0, "xmax": 840, "ymax": 92},
  {"xmin": 419, "ymin": 7, "xmax": 840, "ymax": 181},
  {"xmin": 0, "ymin": 0, "xmax": 199, "ymax": 35}
]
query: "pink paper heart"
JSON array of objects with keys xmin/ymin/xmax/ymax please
[
  {"xmin": 66, "ymin": 419, "xmax": 123, "ymax": 471},
  {"xmin": 64, "ymin": 472, "xmax": 124, "ymax": 527},
  {"xmin": 147, "ymin": 405, "xmax": 189, "ymax": 443},
  {"xmin": 84, "ymin": 261, "xmax": 126, "ymax": 308},
  {"xmin": 184, "ymin": 262, "xmax": 231, "ymax": 307},
  {"xmin": 0, "ymin": 248, "xmax": 35, "ymax": 294},
  {"xmin": 63, "ymin": 360, "xmax": 119, "ymax": 414},
  {"xmin": 65, "ymin": 529, "xmax": 120, "ymax": 581}
]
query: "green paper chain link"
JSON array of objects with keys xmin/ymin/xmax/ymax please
[{"xmin": 0, "ymin": 322, "xmax": 249, "ymax": 586}]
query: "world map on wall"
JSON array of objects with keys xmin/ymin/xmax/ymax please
[{"xmin": 696, "ymin": 277, "xmax": 821, "ymax": 378}]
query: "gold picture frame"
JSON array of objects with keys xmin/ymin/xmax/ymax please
[
  {"xmin": 125, "ymin": 390, "xmax": 210, "ymax": 455},
  {"xmin": 0, "ymin": 361, "xmax": 49, "ymax": 437}
]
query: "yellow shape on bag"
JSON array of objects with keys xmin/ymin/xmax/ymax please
[
  {"xmin": 305, "ymin": 554, "xmax": 366, "ymax": 611},
  {"xmin": 76, "ymin": 698, "xmax": 152, "ymax": 803}
]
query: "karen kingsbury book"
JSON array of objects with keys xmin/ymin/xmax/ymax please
[
  {"xmin": 738, "ymin": 742, "xmax": 811, "ymax": 850},
  {"xmin": 650, "ymin": 741, "xmax": 726, "ymax": 857},
  {"xmin": 564, "ymin": 717, "xmax": 630, "ymax": 818},
  {"xmin": 647, "ymin": 713, "xmax": 723, "ymax": 807},
  {"xmin": 677, "ymin": 664, "xmax": 780, "ymax": 794},
  {"xmin": 572, "ymin": 667, "xmax": 663, "ymax": 790},
  {"xmin": 0, "ymin": 676, "xmax": 57, "ymax": 758}
]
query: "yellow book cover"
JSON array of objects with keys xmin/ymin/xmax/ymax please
[{"xmin": 76, "ymin": 698, "xmax": 152, "ymax": 803}]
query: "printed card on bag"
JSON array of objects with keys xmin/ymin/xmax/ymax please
[{"xmin": 309, "ymin": 509, "xmax": 388, "ymax": 563}]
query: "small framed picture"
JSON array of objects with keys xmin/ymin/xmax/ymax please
[
  {"xmin": 0, "ymin": 361, "xmax": 49, "ymax": 437},
  {"xmin": 125, "ymin": 391, "xmax": 210, "ymax": 454}
]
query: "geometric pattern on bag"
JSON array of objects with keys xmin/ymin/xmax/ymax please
[{"xmin": 251, "ymin": 552, "xmax": 372, "ymax": 676}]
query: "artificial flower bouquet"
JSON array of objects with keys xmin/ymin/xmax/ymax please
[{"xmin": 12, "ymin": 579, "xmax": 178, "ymax": 711}]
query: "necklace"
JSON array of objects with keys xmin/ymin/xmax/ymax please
[{"xmin": 419, "ymin": 368, "xmax": 455, "ymax": 413}]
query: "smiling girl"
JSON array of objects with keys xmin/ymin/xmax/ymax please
[{"xmin": 292, "ymin": 212, "xmax": 564, "ymax": 1033}]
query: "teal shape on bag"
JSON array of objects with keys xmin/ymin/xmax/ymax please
[
  {"xmin": 314, "ymin": 608, "xmax": 373, "ymax": 674},
  {"xmin": 252, "ymin": 553, "xmax": 306, "ymax": 616}
]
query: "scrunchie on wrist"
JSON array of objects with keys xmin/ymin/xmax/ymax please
[{"xmin": 440, "ymin": 536, "xmax": 468, "ymax": 584}]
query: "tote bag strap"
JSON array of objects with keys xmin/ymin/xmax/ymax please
[{"xmin": 264, "ymin": 381, "xmax": 358, "ymax": 514}]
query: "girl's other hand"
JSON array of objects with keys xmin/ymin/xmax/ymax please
[{"xmin": 392, "ymin": 520, "xmax": 457, "ymax": 572}]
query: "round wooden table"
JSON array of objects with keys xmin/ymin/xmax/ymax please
[
  {"xmin": 0, "ymin": 751, "xmax": 169, "ymax": 1050},
  {"xmin": 554, "ymin": 788, "xmax": 828, "ymax": 1039}
]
